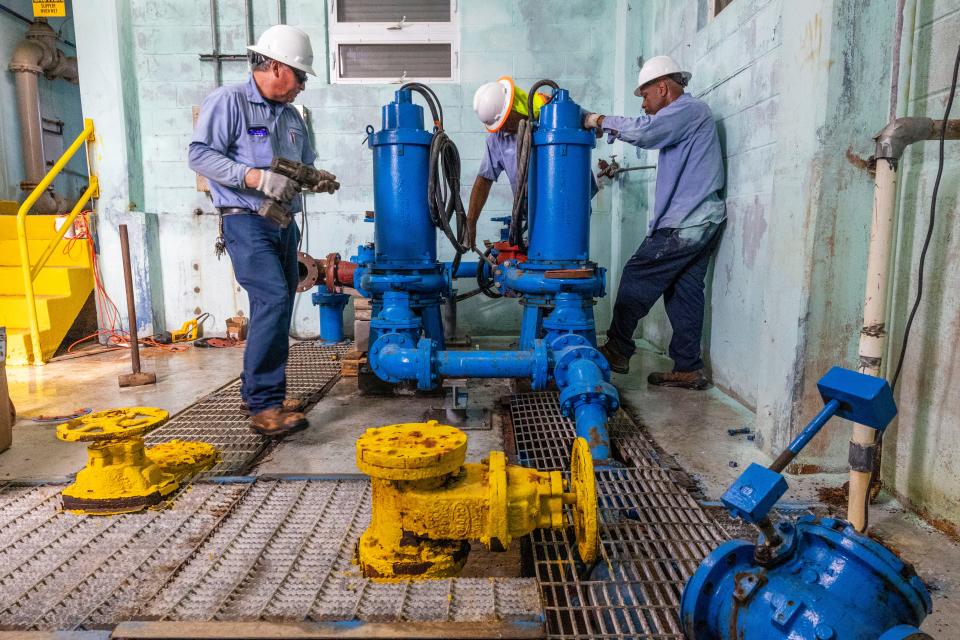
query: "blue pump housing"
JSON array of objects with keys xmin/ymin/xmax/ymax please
[
  {"xmin": 681, "ymin": 517, "xmax": 932, "ymax": 640},
  {"xmin": 360, "ymin": 84, "xmax": 620, "ymax": 463}
]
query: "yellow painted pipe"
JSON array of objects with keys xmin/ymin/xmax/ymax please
[{"xmin": 16, "ymin": 118, "xmax": 96, "ymax": 365}]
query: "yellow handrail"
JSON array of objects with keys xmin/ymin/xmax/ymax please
[{"xmin": 16, "ymin": 118, "xmax": 98, "ymax": 365}]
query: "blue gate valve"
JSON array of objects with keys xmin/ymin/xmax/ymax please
[{"xmin": 681, "ymin": 367, "xmax": 933, "ymax": 639}]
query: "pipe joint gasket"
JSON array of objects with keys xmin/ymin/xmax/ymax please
[{"xmin": 848, "ymin": 441, "xmax": 877, "ymax": 473}]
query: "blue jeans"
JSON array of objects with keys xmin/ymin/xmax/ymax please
[
  {"xmin": 606, "ymin": 221, "xmax": 724, "ymax": 372},
  {"xmin": 222, "ymin": 213, "xmax": 300, "ymax": 413}
]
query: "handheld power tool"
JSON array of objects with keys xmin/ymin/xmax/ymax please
[{"xmin": 258, "ymin": 157, "xmax": 339, "ymax": 227}]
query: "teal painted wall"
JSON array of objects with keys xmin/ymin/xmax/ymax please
[
  {"xmin": 0, "ymin": 0, "xmax": 85, "ymax": 204},
  {"xmin": 884, "ymin": 0, "xmax": 960, "ymax": 529},
  {"xmin": 122, "ymin": 0, "xmax": 616, "ymax": 337},
  {"xmin": 71, "ymin": 0, "xmax": 960, "ymax": 523}
]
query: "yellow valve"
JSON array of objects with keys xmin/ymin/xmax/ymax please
[
  {"xmin": 356, "ymin": 420, "xmax": 598, "ymax": 580},
  {"xmin": 56, "ymin": 408, "xmax": 218, "ymax": 515}
]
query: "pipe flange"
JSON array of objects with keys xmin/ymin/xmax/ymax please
[
  {"xmin": 296, "ymin": 252, "xmax": 320, "ymax": 292},
  {"xmin": 531, "ymin": 340, "xmax": 549, "ymax": 390},
  {"xmin": 355, "ymin": 420, "xmax": 467, "ymax": 481},
  {"xmin": 416, "ymin": 338, "xmax": 437, "ymax": 390},
  {"xmin": 369, "ymin": 332, "xmax": 416, "ymax": 382},
  {"xmin": 559, "ymin": 380, "xmax": 620, "ymax": 416},
  {"xmin": 324, "ymin": 252, "xmax": 342, "ymax": 292},
  {"xmin": 552, "ymin": 340, "xmax": 611, "ymax": 388}
]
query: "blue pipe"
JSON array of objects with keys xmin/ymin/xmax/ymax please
[
  {"xmin": 312, "ymin": 291, "xmax": 350, "ymax": 344},
  {"xmin": 436, "ymin": 349, "xmax": 536, "ymax": 377}
]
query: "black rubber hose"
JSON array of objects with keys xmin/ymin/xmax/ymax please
[
  {"xmin": 400, "ymin": 82, "xmax": 469, "ymax": 274},
  {"xmin": 476, "ymin": 247, "xmax": 502, "ymax": 299},
  {"xmin": 508, "ymin": 80, "xmax": 560, "ymax": 251}
]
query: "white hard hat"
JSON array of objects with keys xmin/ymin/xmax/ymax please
[
  {"xmin": 247, "ymin": 24, "xmax": 316, "ymax": 76},
  {"xmin": 473, "ymin": 77, "xmax": 515, "ymax": 133},
  {"xmin": 634, "ymin": 55, "xmax": 691, "ymax": 96}
]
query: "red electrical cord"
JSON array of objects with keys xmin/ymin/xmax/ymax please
[{"xmin": 65, "ymin": 213, "xmax": 186, "ymax": 354}]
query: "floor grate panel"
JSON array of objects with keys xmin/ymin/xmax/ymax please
[
  {"xmin": 512, "ymin": 392, "xmax": 731, "ymax": 639},
  {"xmin": 145, "ymin": 341, "xmax": 350, "ymax": 476},
  {"xmin": 0, "ymin": 480, "xmax": 541, "ymax": 631}
]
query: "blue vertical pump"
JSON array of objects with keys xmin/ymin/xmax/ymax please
[{"xmin": 361, "ymin": 81, "xmax": 620, "ymax": 465}]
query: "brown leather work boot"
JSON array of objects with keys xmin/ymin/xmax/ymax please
[
  {"xmin": 240, "ymin": 398, "xmax": 303, "ymax": 416},
  {"xmin": 250, "ymin": 407, "xmax": 309, "ymax": 437},
  {"xmin": 598, "ymin": 342, "xmax": 630, "ymax": 374},
  {"xmin": 647, "ymin": 369, "xmax": 711, "ymax": 390}
]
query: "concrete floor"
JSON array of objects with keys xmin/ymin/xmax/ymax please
[{"xmin": 1, "ymin": 339, "xmax": 958, "ymax": 636}]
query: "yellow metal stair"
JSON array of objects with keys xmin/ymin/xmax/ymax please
[{"xmin": 0, "ymin": 212, "xmax": 94, "ymax": 364}]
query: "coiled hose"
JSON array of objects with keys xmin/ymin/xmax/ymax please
[
  {"xmin": 508, "ymin": 79, "xmax": 560, "ymax": 252},
  {"xmin": 400, "ymin": 82, "xmax": 470, "ymax": 275}
]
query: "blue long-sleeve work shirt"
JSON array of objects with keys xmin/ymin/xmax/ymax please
[
  {"xmin": 188, "ymin": 76, "xmax": 316, "ymax": 213},
  {"xmin": 601, "ymin": 93, "xmax": 725, "ymax": 234}
]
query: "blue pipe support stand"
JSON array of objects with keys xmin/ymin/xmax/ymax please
[
  {"xmin": 681, "ymin": 516, "xmax": 932, "ymax": 640},
  {"xmin": 311, "ymin": 291, "xmax": 350, "ymax": 344}
]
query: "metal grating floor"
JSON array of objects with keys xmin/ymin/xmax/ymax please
[
  {"xmin": 511, "ymin": 392, "xmax": 730, "ymax": 639},
  {"xmin": 145, "ymin": 341, "xmax": 350, "ymax": 476},
  {"xmin": 0, "ymin": 480, "xmax": 542, "ymax": 631}
]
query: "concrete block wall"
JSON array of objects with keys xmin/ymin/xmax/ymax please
[
  {"xmin": 0, "ymin": 0, "xmax": 85, "ymax": 203},
  {"xmin": 616, "ymin": 0, "xmax": 783, "ymax": 410},
  {"xmin": 884, "ymin": 0, "xmax": 960, "ymax": 531},
  {"xmin": 122, "ymin": 0, "xmax": 617, "ymax": 338}
]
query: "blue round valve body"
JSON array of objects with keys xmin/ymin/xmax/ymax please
[{"xmin": 681, "ymin": 516, "xmax": 932, "ymax": 640}]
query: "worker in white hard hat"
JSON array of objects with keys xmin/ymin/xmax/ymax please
[
  {"xmin": 189, "ymin": 25, "xmax": 339, "ymax": 437},
  {"xmin": 583, "ymin": 55, "xmax": 726, "ymax": 390},
  {"xmin": 465, "ymin": 77, "xmax": 551, "ymax": 249}
]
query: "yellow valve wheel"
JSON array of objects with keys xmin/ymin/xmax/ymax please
[
  {"xmin": 570, "ymin": 437, "xmax": 599, "ymax": 563},
  {"xmin": 56, "ymin": 407, "xmax": 169, "ymax": 442},
  {"xmin": 356, "ymin": 420, "xmax": 467, "ymax": 480}
]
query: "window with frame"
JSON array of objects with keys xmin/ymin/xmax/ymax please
[{"xmin": 329, "ymin": 0, "xmax": 460, "ymax": 84}]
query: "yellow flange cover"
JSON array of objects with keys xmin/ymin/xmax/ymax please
[
  {"xmin": 57, "ymin": 407, "xmax": 169, "ymax": 442},
  {"xmin": 356, "ymin": 420, "xmax": 467, "ymax": 480}
]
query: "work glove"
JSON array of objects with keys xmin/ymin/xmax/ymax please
[
  {"xmin": 308, "ymin": 169, "xmax": 340, "ymax": 195},
  {"xmin": 582, "ymin": 112, "xmax": 605, "ymax": 137},
  {"xmin": 256, "ymin": 169, "xmax": 300, "ymax": 202}
]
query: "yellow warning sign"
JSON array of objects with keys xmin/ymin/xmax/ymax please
[{"xmin": 33, "ymin": 1, "xmax": 66, "ymax": 17}]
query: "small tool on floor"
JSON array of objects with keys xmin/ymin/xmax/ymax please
[
  {"xmin": 117, "ymin": 224, "xmax": 156, "ymax": 388},
  {"xmin": 156, "ymin": 313, "xmax": 210, "ymax": 344},
  {"xmin": 56, "ymin": 407, "xmax": 218, "ymax": 515}
]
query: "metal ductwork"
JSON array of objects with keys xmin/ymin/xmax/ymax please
[{"xmin": 8, "ymin": 18, "xmax": 79, "ymax": 214}]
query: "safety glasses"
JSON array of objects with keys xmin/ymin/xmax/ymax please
[{"xmin": 290, "ymin": 65, "xmax": 307, "ymax": 84}]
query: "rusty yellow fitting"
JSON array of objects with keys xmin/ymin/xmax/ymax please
[
  {"xmin": 56, "ymin": 408, "xmax": 218, "ymax": 515},
  {"xmin": 356, "ymin": 420, "xmax": 597, "ymax": 580}
]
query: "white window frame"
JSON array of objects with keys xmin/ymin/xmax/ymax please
[{"xmin": 328, "ymin": 0, "xmax": 460, "ymax": 84}]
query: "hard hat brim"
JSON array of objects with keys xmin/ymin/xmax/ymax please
[
  {"xmin": 486, "ymin": 77, "xmax": 515, "ymax": 133},
  {"xmin": 247, "ymin": 44, "xmax": 317, "ymax": 76},
  {"xmin": 633, "ymin": 70, "xmax": 691, "ymax": 96}
]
